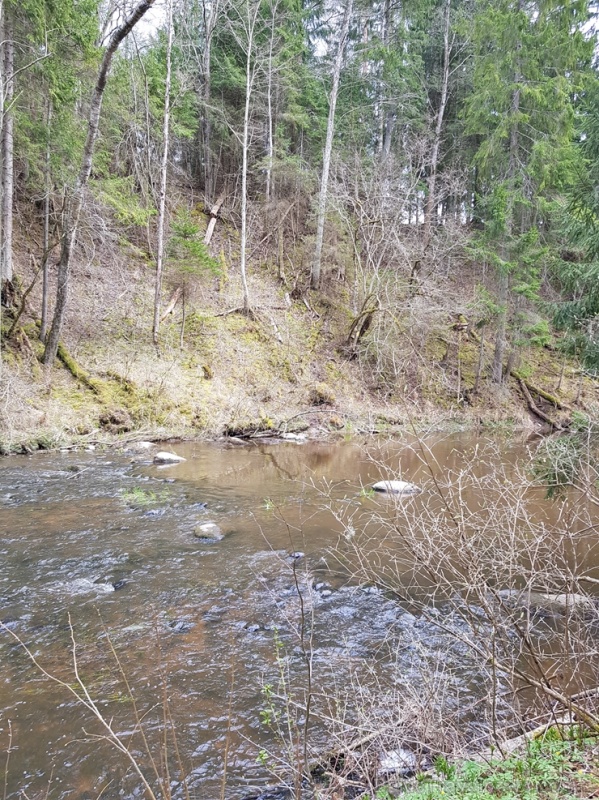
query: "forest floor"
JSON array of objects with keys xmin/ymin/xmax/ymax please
[{"xmin": 0, "ymin": 201, "xmax": 597, "ymax": 453}]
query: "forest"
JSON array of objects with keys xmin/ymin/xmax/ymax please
[
  {"xmin": 0, "ymin": 0, "xmax": 598, "ymax": 444},
  {"xmin": 2, "ymin": 3, "xmax": 599, "ymax": 797}
]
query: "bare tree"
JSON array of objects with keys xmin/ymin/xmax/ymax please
[
  {"xmin": 0, "ymin": 4, "xmax": 14, "ymax": 285},
  {"xmin": 43, "ymin": 0, "xmax": 158, "ymax": 367},
  {"xmin": 152, "ymin": 0, "xmax": 174, "ymax": 346},
  {"xmin": 311, "ymin": 0, "xmax": 353, "ymax": 290},
  {"xmin": 422, "ymin": 0, "xmax": 452, "ymax": 253}
]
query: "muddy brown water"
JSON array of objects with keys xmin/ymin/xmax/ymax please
[{"xmin": 0, "ymin": 433, "xmax": 597, "ymax": 800}]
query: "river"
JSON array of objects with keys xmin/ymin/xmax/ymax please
[{"xmin": 0, "ymin": 433, "xmax": 597, "ymax": 799}]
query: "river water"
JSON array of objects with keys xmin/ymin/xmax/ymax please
[{"xmin": 0, "ymin": 433, "xmax": 597, "ymax": 799}]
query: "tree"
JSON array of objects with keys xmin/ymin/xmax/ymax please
[
  {"xmin": 311, "ymin": 0, "xmax": 352, "ymax": 290},
  {"xmin": 152, "ymin": 0, "xmax": 174, "ymax": 345},
  {"xmin": 43, "ymin": 0, "xmax": 158, "ymax": 366},
  {"xmin": 0, "ymin": 5, "xmax": 14, "ymax": 285},
  {"xmin": 552, "ymin": 77, "xmax": 599, "ymax": 375},
  {"xmin": 464, "ymin": 0, "xmax": 592, "ymax": 384}
]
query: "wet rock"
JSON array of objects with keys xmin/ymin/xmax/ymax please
[
  {"xmin": 194, "ymin": 522, "xmax": 225, "ymax": 541},
  {"xmin": 52, "ymin": 578, "xmax": 115, "ymax": 596},
  {"xmin": 240, "ymin": 787, "xmax": 292, "ymax": 800},
  {"xmin": 372, "ymin": 480, "xmax": 420, "ymax": 495},
  {"xmin": 379, "ymin": 747, "xmax": 418, "ymax": 777},
  {"xmin": 244, "ymin": 623, "xmax": 261, "ymax": 633},
  {"xmin": 153, "ymin": 451, "xmax": 186, "ymax": 464},
  {"xmin": 168, "ymin": 620, "xmax": 194, "ymax": 633},
  {"xmin": 497, "ymin": 589, "xmax": 596, "ymax": 614}
]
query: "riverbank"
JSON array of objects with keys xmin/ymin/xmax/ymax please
[
  {"xmin": 380, "ymin": 734, "xmax": 599, "ymax": 800},
  {"xmin": 1, "ymin": 224, "xmax": 596, "ymax": 454}
]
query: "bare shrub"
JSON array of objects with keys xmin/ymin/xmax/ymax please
[{"xmin": 319, "ymin": 437, "xmax": 599, "ymax": 783}]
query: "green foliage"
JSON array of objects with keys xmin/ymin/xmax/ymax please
[
  {"xmin": 168, "ymin": 209, "xmax": 221, "ymax": 279},
  {"xmin": 95, "ymin": 177, "xmax": 155, "ymax": 227},
  {"xmin": 550, "ymin": 78, "xmax": 599, "ymax": 374},
  {"xmin": 532, "ymin": 413, "xmax": 599, "ymax": 497},
  {"xmin": 386, "ymin": 739, "xmax": 594, "ymax": 800},
  {"xmin": 120, "ymin": 487, "xmax": 171, "ymax": 508}
]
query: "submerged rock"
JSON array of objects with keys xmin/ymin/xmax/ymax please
[
  {"xmin": 497, "ymin": 589, "xmax": 596, "ymax": 614},
  {"xmin": 372, "ymin": 480, "xmax": 420, "ymax": 495},
  {"xmin": 153, "ymin": 451, "xmax": 186, "ymax": 464}
]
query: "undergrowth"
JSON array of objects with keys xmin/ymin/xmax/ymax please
[{"xmin": 378, "ymin": 738, "xmax": 599, "ymax": 800}]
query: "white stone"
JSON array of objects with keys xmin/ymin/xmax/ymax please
[
  {"xmin": 153, "ymin": 451, "xmax": 186, "ymax": 464},
  {"xmin": 372, "ymin": 480, "xmax": 420, "ymax": 495},
  {"xmin": 194, "ymin": 522, "xmax": 224, "ymax": 541},
  {"xmin": 379, "ymin": 748, "xmax": 417, "ymax": 774}
]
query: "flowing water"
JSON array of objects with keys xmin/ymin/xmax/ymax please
[{"xmin": 0, "ymin": 433, "xmax": 597, "ymax": 799}]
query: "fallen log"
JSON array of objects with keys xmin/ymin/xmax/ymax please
[
  {"xmin": 512, "ymin": 370, "xmax": 572, "ymax": 411},
  {"xmin": 518, "ymin": 379, "xmax": 562, "ymax": 429},
  {"xmin": 203, "ymin": 194, "xmax": 224, "ymax": 245},
  {"xmin": 159, "ymin": 286, "xmax": 182, "ymax": 321},
  {"xmin": 57, "ymin": 342, "xmax": 104, "ymax": 395}
]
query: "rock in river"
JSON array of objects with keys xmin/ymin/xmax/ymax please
[
  {"xmin": 372, "ymin": 480, "xmax": 420, "ymax": 495},
  {"xmin": 194, "ymin": 521, "xmax": 225, "ymax": 541},
  {"xmin": 153, "ymin": 451, "xmax": 186, "ymax": 464}
]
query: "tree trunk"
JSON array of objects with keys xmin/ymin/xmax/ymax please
[
  {"xmin": 423, "ymin": 0, "xmax": 451, "ymax": 251},
  {"xmin": 239, "ymin": 0, "xmax": 261, "ymax": 313},
  {"xmin": 152, "ymin": 0, "xmax": 174, "ymax": 346},
  {"xmin": 311, "ymin": 0, "xmax": 353, "ymax": 290},
  {"xmin": 40, "ymin": 99, "xmax": 52, "ymax": 342},
  {"xmin": 265, "ymin": 12, "xmax": 275, "ymax": 204},
  {"xmin": 492, "ymin": 16, "xmax": 520, "ymax": 385},
  {"xmin": 200, "ymin": 0, "xmax": 220, "ymax": 199},
  {"xmin": 1, "ymin": 11, "xmax": 14, "ymax": 284},
  {"xmin": 43, "ymin": 0, "xmax": 157, "ymax": 366}
]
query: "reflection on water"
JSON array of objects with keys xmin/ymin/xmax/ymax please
[{"xmin": 0, "ymin": 433, "xmax": 597, "ymax": 799}]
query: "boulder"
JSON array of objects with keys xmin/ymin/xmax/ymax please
[
  {"xmin": 372, "ymin": 480, "xmax": 420, "ymax": 495},
  {"xmin": 379, "ymin": 748, "xmax": 417, "ymax": 776},
  {"xmin": 194, "ymin": 521, "xmax": 225, "ymax": 541},
  {"xmin": 153, "ymin": 451, "xmax": 186, "ymax": 464}
]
